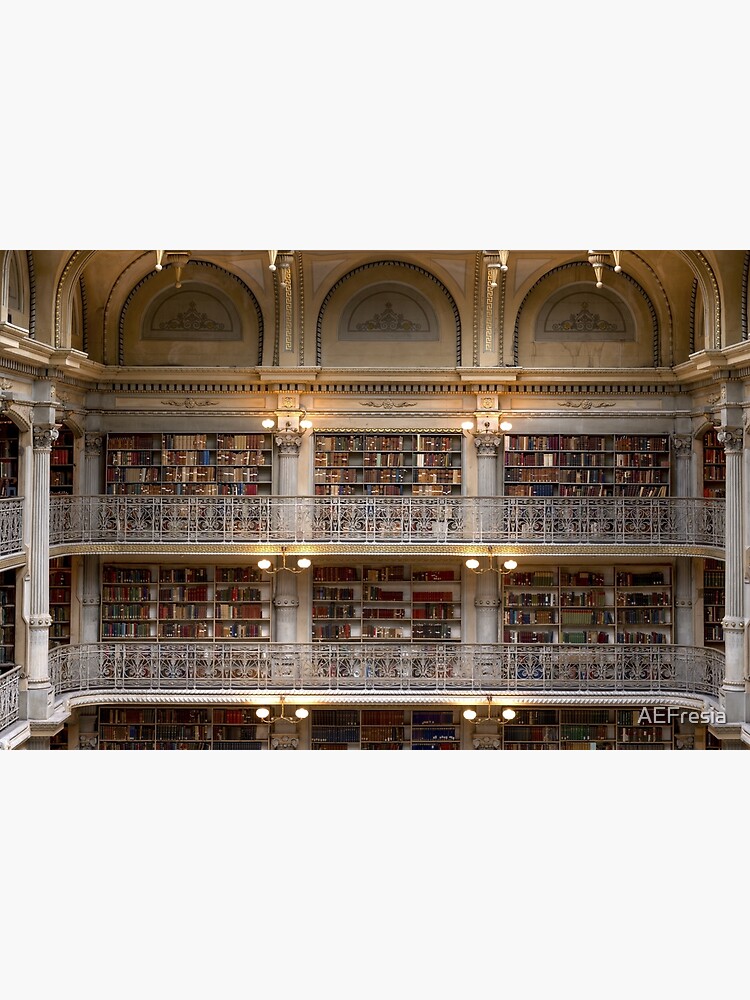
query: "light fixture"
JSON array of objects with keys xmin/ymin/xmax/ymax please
[
  {"xmin": 153, "ymin": 250, "xmax": 191, "ymax": 287},
  {"xmin": 463, "ymin": 695, "xmax": 516, "ymax": 723},
  {"xmin": 261, "ymin": 409, "xmax": 313, "ymax": 434},
  {"xmin": 258, "ymin": 546, "xmax": 312, "ymax": 575},
  {"xmin": 461, "ymin": 418, "xmax": 512, "ymax": 434},
  {"xmin": 484, "ymin": 250, "xmax": 510, "ymax": 288},
  {"xmin": 256, "ymin": 695, "xmax": 309, "ymax": 724},
  {"xmin": 586, "ymin": 250, "xmax": 623, "ymax": 288},
  {"xmin": 465, "ymin": 547, "xmax": 518, "ymax": 575}
]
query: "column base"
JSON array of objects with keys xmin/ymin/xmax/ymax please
[
  {"xmin": 26, "ymin": 683, "xmax": 54, "ymax": 721},
  {"xmin": 719, "ymin": 684, "xmax": 746, "ymax": 725}
]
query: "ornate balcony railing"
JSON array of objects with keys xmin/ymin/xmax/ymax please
[
  {"xmin": 49, "ymin": 495, "xmax": 725, "ymax": 549},
  {"xmin": 49, "ymin": 642, "xmax": 723, "ymax": 699},
  {"xmin": 0, "ymin": 497, "xmax": 24, "ymax": 556},
  {"xmin": 0, "ymin": 666, "xmax": 21, "ymax": 732}
]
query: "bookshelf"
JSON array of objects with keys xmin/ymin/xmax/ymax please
[
  {"xmin": 50, "ymin": 424, "xmax": 75, "ymax": 495},
  {"xmin": 473, "ymin": 708, "xmax": 675, "ymax": 749},
  {"xmin": 361, "ymin": 709, "xmax": 407, "ymax": 750},
  {"xmin": 310, "ymin": 708, "xmax": 360, "ymax": 749},
  {"xmin": 702, "ymin": 429, "xmax": 725, "ymax": 647},
  {"xmin": 502, "ymin": 433, "xmax": 671, "ymax": 497},
  {"xmin": 411, "ymin": 709, "xmax": 461, "ymax": 749},
  {"xmin": 310, "ymin": 708, "xmax": 460, "ymax": 749},
  {"xmin": 311, "ymin": 563, "xmax": 461, "ymax": 641},
  {"xmin": 702, "ymin": 427, "xmax": 725, "ymax": 498},
  {"xmin": 501, "ymin": 564, "xmax": 672, "ymax": 645},
  {"xmin": 50, "ymin": 726, "xmax": 69, "ymax": 749},
  {"xmin": 49, "ymin": 556, "xmax": 72, "ymax": 647},
  {"xmin": 0, "ymin": 416, "xmax": 19, "ymax": 497},
  {"xmin": 0, "ymin": 568, "xmax": 16, "ymax": 670},
  {"xmin": 313, "ymin": 432, "xmax": 462, "ymax": 496},
  {"xmin": 97, "ymin": 706, "xmax": 270, "ymax": 749},
  {"xmin": 101, "ymin": 564, "xmax": 271, "ymax": 641},
  {"xmin": 703, "ymin": 559, "xmax": 725, "ymax": 645},
  {"xmin": 105, "ymin": 432, "xmax": 273, "ymax": 496}
]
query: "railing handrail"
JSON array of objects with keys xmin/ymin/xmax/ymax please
[
  {"xmin": 48, "ymin": 641, "xmax": 724, "ymax": 700},
  {"xmin": 49, "ymin": 494, "xmax": 726, "ymax": 549},
  {"xmin": 0, "ymin": 665, "xmax": 22, "ymax": 732},
  {"xmin": 0, "ymin": 496, "xmax": 24, "ymax": 557}
]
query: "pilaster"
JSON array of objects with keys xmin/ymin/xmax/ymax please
[
  {"xmin": 716, "ymin": 426, "xmax": 745, "ymax": 722},
  {"xmin": 27, "ymin": 417, "xmax": 57, "ymax": 720}
]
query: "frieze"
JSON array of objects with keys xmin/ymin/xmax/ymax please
[
  {"xmin": 360, "ymin": 400, "xmax": 418, "ymax": 409},
  {"xmin": 161, "ymin": 398, "xmax": 220, "ymax": 408},
  {"xmin": 557, "ymin": 400, "xmax": 617, "ymax": 409}
]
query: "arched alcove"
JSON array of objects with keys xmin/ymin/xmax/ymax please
[{"xmin": 316, "ymin": 261, "xmax": 461, "ymax": 367}]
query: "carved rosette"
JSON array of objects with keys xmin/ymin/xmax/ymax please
[
  {"xmin": 85, "ymin": 433, "xmax": 103, "ymax": 456},
  {"xmin": 670, "ymin": 435, "xmax": 693, "ymax": 459},
  {"xmin": 473, "ymin": 736, "xmax": 500, "ymax": 750},
  {"xmin": 33, "ymin": 427, "xmax": 59, "ymax": 451},
  {"xmin": 273, "ymin": 595, "xmax": 300, "ymax": 609},
  {"xmin": 717, "ymin": 427, "xmax": 743, "ymax": 453},
  {"xmin": 275, "ymin": 433, "xmax": 303, "ymax": 455},
  {"xmin": 28, "ymin": 614, "xmax": 53, "ymax": 628},
  {"xmin": 474, "ymin": 434, "xmax": 503, "ymax": 457},
  {"xmin": 271, "ymin": 734, "xmax": 299, "ymax": 750}
]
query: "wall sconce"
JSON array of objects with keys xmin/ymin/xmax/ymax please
[
  {"xmin": 463, "ymin": 695, "xmax": 516, "ymax": 723},
  {"xmin": 258, "ymin": 546, "xmax": 312, "ymax": 575},
  {"xmin": 465, "ymin": 548, "xmax": 518, "ymax": 575},
  {"xmin": 262, "ymin": 410, "xmax": 313, "ymax": 433},
  {"xmin": 461, "ymin": 418, "xmax": 512, "ymax": 434},
  {"xmin": 256, "ymin": 695, "xmax": 309, "ymax": 724}
]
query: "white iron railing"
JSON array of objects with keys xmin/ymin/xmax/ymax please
[
  {"xmin": 0, "ymin": 498, "xmax": 24, "ymax": 556},
  {"xmin": 49, "ymin": 495, "xmax": 725, "ymax": 548},
  {"xmin": 49, "ymin": 642, "xmax": 723, "ymax": 698},
  {"xmin": 0, "ymin": 666, "xmax": 21, "ymax": 731}
]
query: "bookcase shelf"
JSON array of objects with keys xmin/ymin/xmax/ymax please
[
  {"xmin": 50, "ymin": 424, "xmax": 75, "ymax": 495},
  {"xmin": 0, "ymin": 568, "xmax": 16, "ymax": 671},
  {"xmin": 0, "ymin": 416, "xmax": 19, "ymax": 497},
  {"xmin": 105, "ymin": 432, "xmax": 273, "ymax": 496},
  {"xmin": 702, "ymin": 429, "xmax": 725, "ymax": 647},
  {"xmin": 501, "ymin": 564, "xmax": 672, "ymax": 645},
  {"xmin": 473, "ymin": 708, "xmax": 675, "ymax": 749},
  {"xmin": 312, "ymin": 563, "xmax": 461, "ymax": 641},
  {"xmin": 49, "ymin": 556, "xmax": 72, "ymax": 647},
  {"xmin": 314, "ymin": 432, "xmax": 462, "ymax": 496},
  {"xmin": 310, "ymin": 708, "xmax": 460, "ymax": 749},
  {"xmin": 101, "ymin": 564, "xmax": 271, "ymax": 640},
  {"xmin": 502, "ymin": 433, "xmax": 671, "ymax": 497}
]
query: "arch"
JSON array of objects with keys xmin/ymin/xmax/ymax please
[
  {"xmin": 316, "ymin": 260, "xmax": 462, "ymax": 366},
  {"xmin": 675, "ymin": 251, "xmax": 721, "ymax": 350},
  {"xmin": 1, "ymin": 250, "xmax": 33, "ymax": 334},
  {"xmin": 118, "ymin": 259, "xmax": 264, "ymax": 366},
  {"xmin": 512, "ymin": 261, "xmax": 660, "ymax": 366}
]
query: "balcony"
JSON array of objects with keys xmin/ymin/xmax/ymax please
[
  {"xmin": 49, "ymin": 495, "xmax": 725, "ymax": 552},
  {"xmin": 49, "ymin": 641, "xmax": 723, "ymax": 700},
  {"xmin": 0, "ymin": 498, "xmax": 24, "ymax": 558},
  {"xmin": 0, "ymin": 666, "xmax": 21, "ymax": 731}
]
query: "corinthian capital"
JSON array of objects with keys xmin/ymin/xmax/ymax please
[
  {"xmin": 85, "ymin": 433, "xmax": 103, "ymax": 456},
  {"xmin": 33, "ymin": 427, "xmax": 59, "ymax": 451},
  {"xmin": 670, "ymin": 434, "xmax": 693, "ymax": 458},
  {"xmin": 474, "ymin": 434, "xmax": 503, "ymax": 457},
  {"xmin": 275, "ymin": 432, "xmax": 302, "ymax": 455},
  {"xmin": 717, "ymin": 426, "xmax": 743, "ymax": 453}
]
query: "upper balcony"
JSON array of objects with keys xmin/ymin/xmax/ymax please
[{"xmin": 49, "ymin": 495, "xmax": 725, "ymax": 556}]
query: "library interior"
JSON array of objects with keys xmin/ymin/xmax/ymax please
[{"xmin": 0, "ymin": 247, "xmax": 746, "ymax": 749}]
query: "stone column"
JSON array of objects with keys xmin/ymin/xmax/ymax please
[
  {"xmin": 273, "ymin": 430, "xmax": 302, "ymax": 642},
  {"xmin": 716, "ymin": 426, "xmax": 744, "ymax": 721},
  {"xmin": 81, "ymin": 434, "xmax": 104, "ymax": 643},
  {"xmin": 27, "ymin": 420, "xmax": 58, "ymax": 720},
  {"xmin": 671, "ymin": 434, "xmax": 694, "ymax": 646},
  {"xmin": 474, "ymin": 433, "xmax": 503, "ymax": 644}
]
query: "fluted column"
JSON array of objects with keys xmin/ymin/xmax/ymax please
[
  {"xmin": 81, "ymin": 433, "xmax": 103, "ymax": 642},
  {"xmin": 474, "ymin": 433, "xmax": 503, "ymax": 643},
  {"xmin": 273, "ymin": 431, "xmax": 302, "ymax": 642},
  {"xmin": 671, "ymin": 434, "xmax": 694, "ymax": 646},
  {"xmin": 716, "ymin": 426, "xmax": 744, "ymax": 721},
  {"xmin": 27, "ymin": 421, "xmax": 58, "ymax": 720}
]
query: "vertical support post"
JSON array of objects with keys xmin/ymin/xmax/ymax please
[
  {"xmin": 273, "ymin": 430, "xmax": 302, "ymax": 642},
  {"xmin": 717, "ymin": 426, "xmax": 745, "ymax": 722},
  {"xmin": 81, "ymin": 434, "xmax": 103, "ymax": 643},
  {"xmin": 671, "ymin": 434, "xmax": 694, "ymax": 647},
  {"xmin": 474, "ymin": 431, "xmax": 503, "ymax": 644},
  {"xmin": 27, "ymin": 415, "xmax": 57, "ymax": 719}
]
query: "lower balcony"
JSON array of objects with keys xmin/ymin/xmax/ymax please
[
  {"xmin": 48, "ymin": 641, "xmax": 724, "ymax": 700},
  {"xmin": 49, "ymin": 495, "xmax": 725, "ymax": 551}
]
